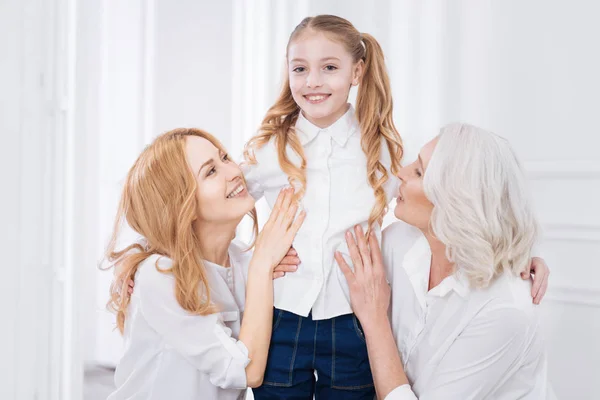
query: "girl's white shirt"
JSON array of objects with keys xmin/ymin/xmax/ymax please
[
  {"xmin": 108, "ymin": 240, "xmax": 252, "ymax": 400},
  {"xmin": 242, "ymin": 105, "xmax": 399, "ymax": 320}
]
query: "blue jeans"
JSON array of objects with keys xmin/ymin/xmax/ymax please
[{"xmin": 252, "ymin": 308, "xmax": 375, "ymax": 400}]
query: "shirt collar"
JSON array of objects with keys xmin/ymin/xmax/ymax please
[
  {"xmin": 428, "ymin": 272, "xmax": 471, "ymax": 299},
  {"xmin": 402, "ymin": 235, "xmax": 471, "ymax": 309},
  {"xmin": 295, "ymin": 104, "xmax": 358, "ymax": 147}
]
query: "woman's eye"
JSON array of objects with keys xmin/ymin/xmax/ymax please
[
  {"xmin": 207, "ymin": 167, "xmax": 216, "ymax": 177},
  {"xmin": 292, "ymin": 66, "xmax": 305, "ymax": 73},
  {"xmin": 324, "ymin": 65, "xmax": 337, "ymax": 71},
  {"xmin": 222, "ymin": 153, "xmax": 229, "ymax": 162}
]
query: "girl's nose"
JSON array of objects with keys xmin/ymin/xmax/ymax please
[{"xmin": 306, "ymin": 70, "xmax": 322, "ymax": 88}]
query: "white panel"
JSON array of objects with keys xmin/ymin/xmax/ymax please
[
  {"xmin": 0, "ymin": 0, "xmax": 24, "ymax": 395},
  {"xmin": 539, "ymin": 302, "xmax": 600, "ymax": 399},
  {"xmin": 153, "ymin": 0, "xmax": 234, "ymax": 146},
  {"xmin": 0, "ymin": 0, "xmax": 65, "ymax": 398},
  {"xmin": 234, "ymin": 2, "xmax": 600, "ymax": 399},
  {"xmin": 95, "ymin": 0, "xmax": 147, "ymax": 366}
]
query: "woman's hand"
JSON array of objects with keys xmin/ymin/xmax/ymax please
[
  {"xmin": 521, "ymin": 257, "xmax": 550, "ymax": 304},
  {"xmin": 273, "ymin": 247, "xmax": 300, "ymax": 279},
  {"xmin": 335, "ymin": 225, "xmax": 390, "ymax": 329},
  {"xmin": 252, "ymin": 188, "xmax": 306, "ymax": 271}
]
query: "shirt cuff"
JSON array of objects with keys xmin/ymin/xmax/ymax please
[
  {"xmin": 213, "ymin": 325, "xmax": 251, "ymax": 389},
  {"xmin": 385, "ymin": 384, "xmax": 418, "ymax": 400}
]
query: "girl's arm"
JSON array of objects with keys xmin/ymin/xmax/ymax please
[{"xmin": 523, "ymin": 257, "xmax": 549, "ymax": 304}]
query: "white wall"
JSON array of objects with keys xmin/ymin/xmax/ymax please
[
  {"xmin": 85, "ymin": 0, "xmax": 236, "ymax": 365},
  {"xmin": 234, "ymin": 1, "xmax": 600, "ymax": 398},
  {"xmin": 85, "ymin": 0, "xmax": 600, "ymax": 397},
  {"xmin": 0, "ymin": 2, "xmax": 53, "ymax": 397},
  {"xmin": 154, "ymin": 0, "xmax": 234, "ymax": 144},
  {"xmin": 1, "ymin": 0, "xmax": 82, "ymax": 398},
  {"xmin": 6, "ymin": 0, "xmax": 590, "ymax": 398}
]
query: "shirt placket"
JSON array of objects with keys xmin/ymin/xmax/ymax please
[{"xmin": 311, "ymin": 132, "xmax": 333, "ymax": 318}]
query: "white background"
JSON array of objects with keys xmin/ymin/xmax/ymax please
[{"xmin": 1, "ymin": 1, "xmax": 599, "ymax": 399}]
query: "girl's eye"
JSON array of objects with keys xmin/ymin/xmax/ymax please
[
  {"xmin": 222, "ymin": 153, "xmax": 229, "ymax": 162},
  {"xmin": 292, "ymin": 66, "xmax": 305, "ymax": 73},
  {"xmin": 207, "ymin": 167, "xmax": 216, "ymax": 177},
  {"xmin": 324, "ymin": 65, "xmax": 337, "ymax": 71}
]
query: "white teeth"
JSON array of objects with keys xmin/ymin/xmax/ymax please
[
  {"xmin": 227, "ymin": 185, "xmax": 244, "ymax": 199},
  {"xmin": 307, "ymin": 95, "xmax": 325, "ymax": 101}
]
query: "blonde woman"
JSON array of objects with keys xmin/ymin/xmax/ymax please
[
  {"xmin": 337, "ymin": 124, "xmax": 549, "ymax": 399},
  {"xmin": 105, "ymin": 128, "xmax": 305, "ymax": 399}
]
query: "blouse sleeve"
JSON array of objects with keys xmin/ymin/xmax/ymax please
[{"xmin": 137, "ymin": 256, "xmax": 250, "ymax": 389}]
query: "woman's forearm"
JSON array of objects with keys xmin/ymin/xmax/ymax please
[
  {"xmin": 363, "ymin": 314, "xmax": 409, "ymax": 399},
  {"xmin": 238, "ymin": 256, "xmax": 274, "ymax": 388}
]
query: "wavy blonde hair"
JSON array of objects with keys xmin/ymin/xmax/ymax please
[
  {"xmin": 243, "ymin": 15, "xmax": 403, "ymax": 230},
  {"xmin": 424, "ymin": 123, "xmax": 539, "ymax": 288},
  {"xmin": 105, "ymin": 128, "xmax": 258, "ymax": 333}
]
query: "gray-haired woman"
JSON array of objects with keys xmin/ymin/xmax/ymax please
[{"xmin": 336, "ymin": 123, "xmax": 550, "ymax": 399}]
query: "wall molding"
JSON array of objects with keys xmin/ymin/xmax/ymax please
[
  {"xmin": 546, "ymin": 284, "xmax": 600, "ymax": 308},
  {"xmin": 525, "ymin": 160, "xmax": 600, "ymax": 180},
  {"xmin": 543, "ymin": 223, "xmax": 600, "ymax": 242}
]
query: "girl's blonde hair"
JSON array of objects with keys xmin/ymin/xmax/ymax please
[
  {"xmin": 243, "ymin": 14, "xmax": 403, "ymax": 230},
  {"xmin": 105, "ymin": 128, "xmax": 258, "ymax": 333}
]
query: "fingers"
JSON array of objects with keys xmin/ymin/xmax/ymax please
[
  {"xmin": 282, "ymin": 202, "xmax": 299, "ymax": 229},
  {"xmin": 278, "ymin": 254, "xmax": 301, "ymax": 266},
  {"xmin": 273, "ymin": 258, "xmax": 300, "ymax": 279},
  {"xmin": 335, "ymin": 251, "xmax": 355, "ymax": 285},
  {"xmin": 275, "ymin": 187, "xmax": 294, "ymax": 225},
  {"xmin": 269, "ymin": 188, "xmax": 289, "ymax": 226},
  {"xmin": 287, "ymin": 247, "xmax": 297, "ymax": 256},
  {"xmin": 534, "ymin": 278, "xmax": 548, "ymax": 304},
  {"xmin": 368, "ymin": 230, "xmax": 386, "ymax": 279},
  {"xmin": 274, "ymin": 263, "xmax": 298, "ymax": 273},
  {"xmin": 128, "ymin": 279, "xmax": 134, "ymax": 295},
  {"xmin": 354, "ymin": 225, "xmax": 372, "ymax": 270},
  {"xmin": 529, "ymin": 259, "xmax": 545, "ymax": 298},
  {"xmin": 531, "ymin": 272, "xmax": 543, "ymax": 300},
  {"xmin": 345, "ymin": 230, "xmax": 364, "ymax": 277},
  {"xmin": 521, "ymin": 270, "xmax": 529, "ymax": 280},
  {"xmin": 527, "ymin": 258, "xmax": 550, "ymax": 304},
  {"xmin": 286, "ymin": 210, "xmax": 306, "ymax": 241}
]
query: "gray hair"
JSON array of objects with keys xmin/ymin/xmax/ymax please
[{"xmin": 424, "ymin": 123, "xmax": 538, "ymax": 288}]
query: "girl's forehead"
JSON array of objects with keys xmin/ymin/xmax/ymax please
[{"xmin": 288, "ymin": 31, "xmax": 349, "ymax": 58}]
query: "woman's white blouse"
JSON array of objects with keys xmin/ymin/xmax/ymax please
[
  {"xmin": 108, "ymin": 240, "xmax": 252, "ymax": 400},
  {"xmin": 381, "ymin": 222, "xmax": 548, "ymax": 400},
  {"xmin": 242, "ymin": 105, "xmax": 399, "ymax": 320}
]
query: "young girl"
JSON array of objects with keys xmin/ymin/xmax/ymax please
[
  {"xmin": 242, "ymin": 15, "xmax": 550, "ymax": 399},
  {"xmin": 105, "ymin": 128, "xmax": 304, "ymax": 399},
  {"xmin": 242, "ymin": 14, "xmax": 401, "ymax": 399}
]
